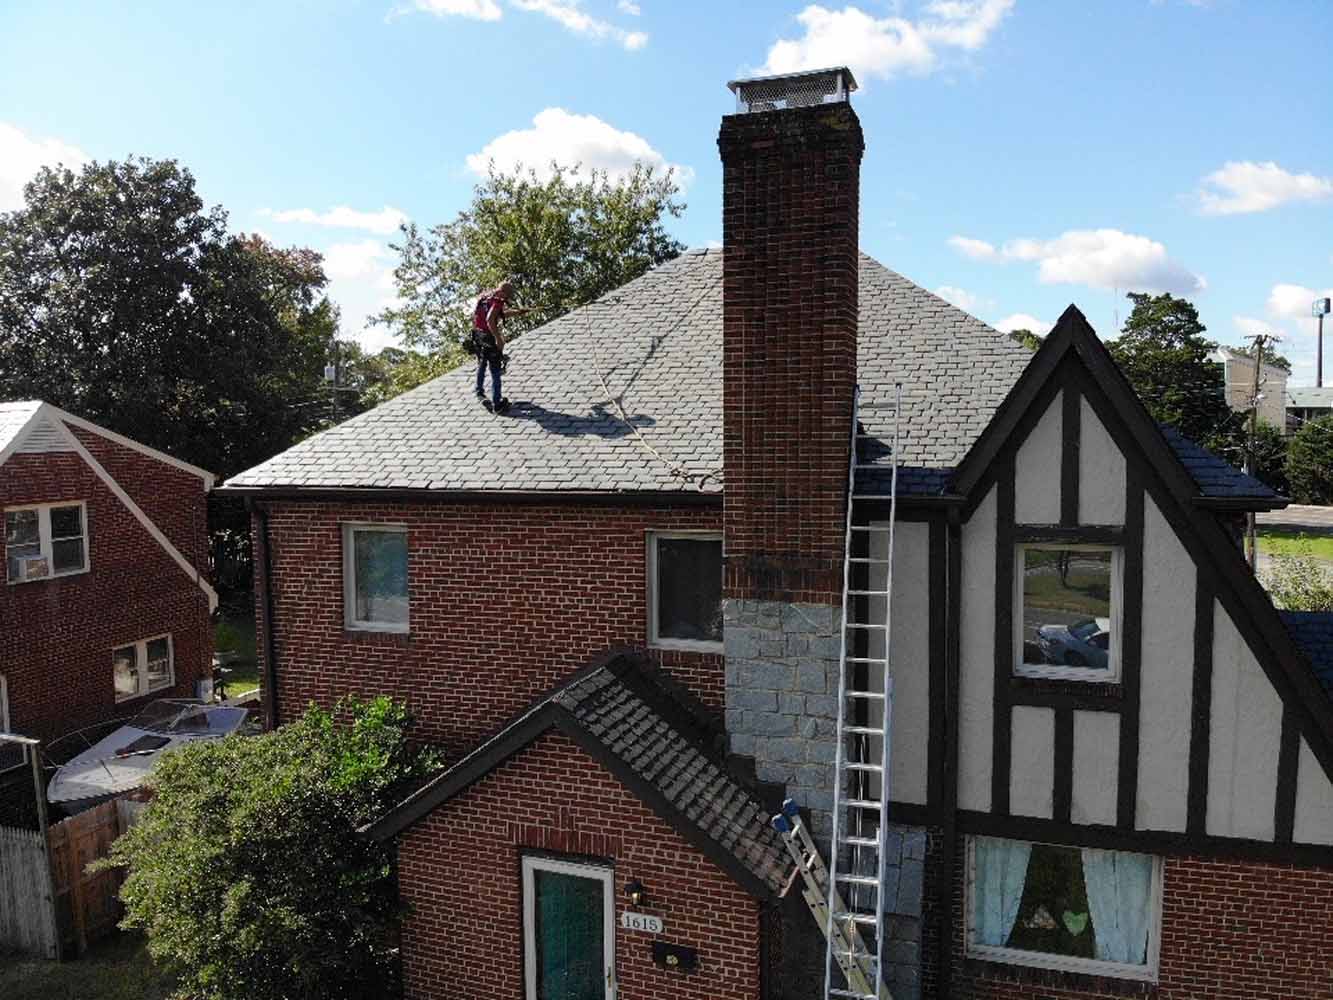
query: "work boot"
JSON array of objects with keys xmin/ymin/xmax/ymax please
[{"xmin": 494, "ymin": 397, "xmax": 511, "ymax": 414}]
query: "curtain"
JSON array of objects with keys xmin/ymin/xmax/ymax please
[
  {"xmin": 1081, "ymin": 848, "xmax": 1154, "ymax": 965},
  {"xmin": 974, "ymin": 837, "xmax": 1032, "ymax": 947}
]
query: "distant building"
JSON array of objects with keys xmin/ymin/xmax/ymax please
[
  {"xmin": 1212, "ymin": 346, "xmax": 1288, "ymax": 429},
  {"xmin": 1287, "ymin": 386, "xmax": 1333, "ymax": 433}
]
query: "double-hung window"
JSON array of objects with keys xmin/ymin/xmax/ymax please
[
  {"xmin": 967, "ymin": 836, "xmax": 1162, "ymax": 981},
  {"xmin": 113, "ymin": 635, "xmax": 175, "ymax": 703},
  {"xmin": 5, "ymin": 501, "xmax": 88, "ymax": 583},
  {"xmin": 647, "ymin": 531, "xmax": 723, "ymax": 650},
  {"xmin": 343, "ymin": 524, "xmax": 410, "ymax": 633},
  {"xmin": 1015, "ymin": 544, "xmax": 1122, "ymax": 682}
]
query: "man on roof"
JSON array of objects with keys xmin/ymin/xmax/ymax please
[{"xmin": 472, "ymin": 280, "xmax": 529, "ymax": 415}]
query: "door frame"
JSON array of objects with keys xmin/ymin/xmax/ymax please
[{"xmin": 521, "ymin": 854, "xmax": 616, "ymax": 1000}]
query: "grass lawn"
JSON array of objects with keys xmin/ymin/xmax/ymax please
[
  {"xmin": 214, "ymin": 607, "xmax": 261, "ymax": 699},
  {"xmin": 0, "ymin": 933, "xmax": 176, "ymax": 1000},
  {"xmin": 1257, "ymin": 529, "xmax": 1333, "ymax": 562}
]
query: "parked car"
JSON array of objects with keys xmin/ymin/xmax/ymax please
[{"xmin": 1035, "ymin": 617, "xmax": 1111, "ymax": 669}]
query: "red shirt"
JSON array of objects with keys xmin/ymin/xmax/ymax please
[{"xmin": 473, "ymin": 293, "xmax": 505, "ymax": 333}]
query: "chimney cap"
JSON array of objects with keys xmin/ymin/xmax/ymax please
[{"xmin": 726, "ymin": 66, "xmax": 857, "ymax": 114}]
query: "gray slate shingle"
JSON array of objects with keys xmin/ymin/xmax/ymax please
[{"xmin": 1281, "ymin": 611, "xmax": 1333, "ymax": 700}]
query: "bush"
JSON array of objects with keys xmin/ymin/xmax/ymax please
[
  {"xmin": 1264, "ymin": 546, "xmax": 1333, "ymax": 612},
  {"xmin": 1286, "ymin": 414, "xmax": 1333, "ymax": 505},
  {"xmin": 98, "ymin": 697, "xmax": 441, "ymax": 1000}
]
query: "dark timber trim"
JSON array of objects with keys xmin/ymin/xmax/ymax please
[
  {"xmin": 1117, "ymin": 464, "xmax": 1145, "ymax": 830},
  {"xmin": 1061, "ymin": 386, "xmax": 1081, "ymax": 527},
  {"xmin": 992, "ymin": 461, "xmax": 1017, "ymax": 817},
  {"xmin": 937, "ymin": 513, "xmax": 963, "ymax": 1000},
  {"xmin": 1014, "ymin": 526, "xmax": 1125, "ymax": 545},
  {"xmin": 1008, "ymin": 687, "xmax": 1123, "ymax": 712},
  {"xmin": 1187, "ymin": 572, "xmax": 1215, "ymax": 836},
  {"xmin": 957, "ymin": 809, "xmax": 1333, "ymax": 868},
  {"xmin": 249, "ymin": 500, "xmax": 281, "ymax": 730},
  {"xmin": 928, "ymin": 519, "xmax": 947, "ymax": 811},
  {"xmin": 1275, "ymin": 704, "xmax": 1301, "ymax": 844},
  {"xmin": 1054, "ymin": 709, "xmax": 1074, "ymax": 824}
]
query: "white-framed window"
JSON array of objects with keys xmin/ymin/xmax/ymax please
[
  {"xmin": 113, "ymin": 634, "xmax": 175, "ymax": 703},
  {"xmin": 0, "ymin": 674, "xmax": 27, "ymax": 773},
  {"xmin": 521, "ymin": 855, "xmax": 615, "ymax": 1000},
  {"xmin": 1015, "ymin": 544, "xmax": 1122, "ymax": 682},
  {"xmin": 5, "ymin": 501, "xmax": 89, "ymax": 584},
  {"xmin": 966, "ymin": 836, "xmax": 1162, "ymax": 982},
  {"xmin": 342, "ymin": 524, "xmax": 409, "ymax": 633},
  {"xmin": 646, "ymin": 531, "xmax": 723, "ymax": 651}
]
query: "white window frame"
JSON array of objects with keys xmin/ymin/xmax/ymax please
[
  {"xmin": 521, "ymin": 855, "xmax": 616, "ymax": 1000},
  {"xmin": 964, "ymin": 836, "xmax": 1164, "ymax": 983},
  {"xmin": 646, "ymin": 530, "xmax": 724, "ymax": 652},
  {"xmin": 4, "ymin": 500, "xmax": 89, "ymax": 584},
  {"xmin": 112, "ymin": 633, "xmax": 175, "ymax": 704},
  {"xmin": 342, "ymin": 523, "xmax": 410, "ymax": 634},
  {"xmin": 0, "ymin": 674, "xmax": 28, "ymax": 773},
  {"xmin": 1014, "ymin": 543, "xmax": 1123, "ymax": 683}
]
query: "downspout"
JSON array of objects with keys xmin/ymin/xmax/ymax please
[
  {"xmin": 935, "ymin": 512, "xmax": 963, "ymax": 996},
  {"xmin": 249, "ymin": 499, "xmax": 281, "ymax": 729}
]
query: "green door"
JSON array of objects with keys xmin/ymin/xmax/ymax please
[{"xmin": 525, "ymin": 859, "xmax": 611, "ymax": 1000}]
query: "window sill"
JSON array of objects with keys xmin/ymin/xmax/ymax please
[
  {"xmin": 1015, "ymin": 662, "xmax": 1121, "ymax": 685},
  {"xmin": 966, "ymin": 948, "xmax": 1157, "ymax": 987},
  {"xmin": 649, "ymin": 637, "xmax": 723, "ymax": 654},
  {"xmin": 344, "ymin": 622, "xmax": 410, "ymax": 635},
  {"xmin": 6, "ymin": 566, "xmax": 90, "ymax": 586}
]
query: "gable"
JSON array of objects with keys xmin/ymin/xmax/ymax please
[{"xmin": 949, "ymin": 311, "xmax": 1333, "ymax": 861}]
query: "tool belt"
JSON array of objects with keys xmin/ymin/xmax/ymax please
[{"xmin": 465, "ymin": 331, "xmax": 510, "ymax": 373}]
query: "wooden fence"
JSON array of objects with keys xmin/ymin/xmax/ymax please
[{"xmin": 0, "ymin": 797, "xmax": 148, "ymax": 959}]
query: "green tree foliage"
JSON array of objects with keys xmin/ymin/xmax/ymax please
[
  {"xmin": 0, "ymin": 158, "xmax": 341, "ymax": 481},
  {"xmin": 99, "ymin": 697, "xmax": 441, "ymax": 1000},
  {"xmin": 376, "ymin": 162, "xmax": 685, "ymax": 392},
  {"xmin": 1230, "ymin": 342, "xmax": 1293, "ymax": 372},
  {"xmin": 1108, "ymin": 292, "xmax": 1246, "ymax": 456},
  {"xmin": 1250, "ymin": 421, "xmax": 1290, "ymax": 496},
  {"xmin": 1008, "ymin": 328, "xmax": 1044, "ymax": 352},
  {"xmin": 1263, "ymin": 545, "xmax": 1333, "ymax": 612},
  {"xmin": 1286, "ymin": 414, "xmax": 1333, "ymax": 504}
]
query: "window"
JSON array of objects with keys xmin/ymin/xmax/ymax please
[
  {"xmin": 647, "ymin": 532, "xmax": 723, "ymax": 650},
  {"xmin": 967, "ymin": 836, "xmax": 1162, "ymax": 981},
  {"xmin": 521, "ymin": 856, "xmax": 614, "ymax": 1000},
  {"xmin": 0, "ymin": 674, "xmax": 26, "ymax": 773},
  {"xmin": 5, "ymin": 501, "xmax": 88, "ymax": 583},
  {"xmin": 1015, "ymin": 545, "xmax": 1121, "ymax": 682},
  {"xmin": 113, "ymin": 635, "xmax": 175, "ymax": 703},
  {"xmin": 343, "ymin": 524, "xmax": 409, "ymax": 632}
]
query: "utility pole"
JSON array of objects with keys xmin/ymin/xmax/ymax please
[{"xmin": 1243, "ymin": 333, "xmax": 1270, "ymax": 570}]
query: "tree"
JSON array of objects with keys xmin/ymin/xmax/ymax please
[
  {"xmin": 1250, "ymin": 421, "xmax": 1290, "ymax": 496},
  {"xmin": 375, "ymin": 162, "xmax": 685, "ymax": 393},
  {"xmin": 1286, "ymin": 414, "xmax": 1333, "ymax": 504},
  {"xmin": 1264, "ymin": 546, "xmax": 1333, "ymax": 612},
  {"xmin": 0, "ymin": 158, "xmax": 340, "ymax": 483},
  {"xmin": 1108, "ymin": 292, "xmax": 1245, "ymax": 456},
  {"xmin": 1230, "ymin": 342, "xmax": 1293, "ymax": 372},
  {"xmin": 100, "ymin": 697, "xmax": 441, "ymax": 1000},
  {"xmin": 1008, "ymin": 328, "xmax": 1044, "ymax": 352}
]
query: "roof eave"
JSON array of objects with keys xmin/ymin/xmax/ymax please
[{"xmin": 220, "ymin": 484, "xmax": 723, "ymax": 506}]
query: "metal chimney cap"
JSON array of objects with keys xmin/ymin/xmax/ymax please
[{"xmin": 726, "ymin": 66, "xmax": 858, "ymax": 114}]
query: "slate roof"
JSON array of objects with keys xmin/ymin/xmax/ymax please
[
  {"xmin": 0, "ymin": 401, "xmax": 41, "ymax": 454},
  {"xmin": 364, "ymin": 652, "xmax": 790, "ymax": 899},
  {"xmin": 225, "ymin": 249, "xmax": 1033, "ymax": 494},
  {"xmin": 1280, "ymin": 612, "xmax": 1333, "ymax": 700},
  {"xmin": 1156, "ymin": 425, "xmax": 1282, "ymax": 502}
]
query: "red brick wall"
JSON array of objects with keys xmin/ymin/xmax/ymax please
[
  {"xmin": 253, "ymin": 500, "xmax": 723, "ymax": 755},
  {"xmin": 396, "ymin": 730, "xmax": 763, "ymax": 1000},
  {"xmin": 932, "ymin": 834, "xmax": 1333, "ymax": 999},
  {"xmin": 718, "ymin": 103, "xmax": 864, "ymax": 605},
  {"xmin": 0, "ymin": 450, "xmax": 212, "ymax": 742}
]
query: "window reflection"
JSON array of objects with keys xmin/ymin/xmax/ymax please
[{"xmin": 1020, "ymin": 548, "xmax": 1113, "ymax": 672}]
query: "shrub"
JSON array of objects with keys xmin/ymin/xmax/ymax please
[
  {"xmin": 1264, "ymin": 546, "xmax": 1333, "ymax": 612},
  {"xmin": 98, "ymin": 697, "xmax": 440, "ymax": 1000}
]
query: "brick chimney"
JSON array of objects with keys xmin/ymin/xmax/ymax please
[
  {"xmin": 717, "ymin": 68, "xmax": 863, "ymax": 845},
  {"xmin": 718, "ymin": 67, "xmax": 863, "ymax": 605}
]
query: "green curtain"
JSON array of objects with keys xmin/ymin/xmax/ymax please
[{"xmin": 535, "ymin": 870, "xmax": 605, "ymax": 1000}]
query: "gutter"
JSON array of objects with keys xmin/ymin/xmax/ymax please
[
  {"xmin": 217, "ymin": 485, "xmax": 723, "ymax": 508},
  {"xmin": 248, "ymin": 500, "xmax": 281, "ymax": 730}
]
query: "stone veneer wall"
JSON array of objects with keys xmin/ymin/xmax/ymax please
[{"xmin": 724, "ymin": 598, "xmax": 843, "ymax": 837}]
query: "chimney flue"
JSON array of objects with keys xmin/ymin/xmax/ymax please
[{"xmin": 726, "ymin": 65, "xmax": 857, "ymax": 114}]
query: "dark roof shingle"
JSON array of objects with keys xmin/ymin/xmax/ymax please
[{"xmin": 1281, "ymin": 611, "xmax": 1333, "ymax": 699}]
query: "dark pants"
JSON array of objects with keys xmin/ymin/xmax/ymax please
[{"xmin": 474, "ymin": 334, "xmax": 501, "ymax": 405}]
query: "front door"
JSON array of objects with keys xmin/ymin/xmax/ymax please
[{"xmin": 522, "ymin": 857, "xmax": 614, "ymax": 1000}]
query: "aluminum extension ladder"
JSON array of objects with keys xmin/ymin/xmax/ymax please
[{"xmin": 771, "ymin": 385, "xmax": 901, "ymax": 1000}]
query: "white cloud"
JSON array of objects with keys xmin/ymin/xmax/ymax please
[
  {"xmin": 759, "ymin": 1, "xmax": 1013, "ymax": 83},
  {"xmin": 1197, "ymin": 161, "xmax": 1333, "ymax": 216},
  {"xmin": 466, "ymin": 107, "xmax": 691, "ymax": 185},
  {"xmin": 934, "ymin": 285, "xmax": 989, "ymax": 312},
  {"xmin": 395, "ymin": 0, "xmax": 503, "ymax": 20},
  {"xmin": 1267, "ymin": 283, "xmax": 1333, "ymax": 323},
  {"xmin": 322, "ymin": 240, "xmax": 393, "ymax": 282},
  {"xmin": 996, "ymin": 313, "xmax": 1051, "ymax": 336},
  {"xmin": 511, "ymin": 0, "xmax": 647, "ymax": 49},
  {"xmin": 948, "ymin": 235, "xmax": 997, "ymax": 260},
  {"xmin": 1234, "ymin": 315, "xmax": 1276, "ymax": 340},
  {"xmin": 0, "ymin": 121, "xmax": 88, "ymax": 213},
  {"xmin": 319, "ymin": 240, "xmax": 402, "ymax": 351},
  {"xmin": 260, "ymin": 204, "xmax": 409, "ymax": 236},
  {"xmin": 617, "ymin": 0, "xmax": 640, "ymax": 13}
]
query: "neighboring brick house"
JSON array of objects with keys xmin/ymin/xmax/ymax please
[
  {"xmin": 224, "ymin": 69, "xmax": 1333, "ymax": 1000},
  {"xmin": 0, "ymin": 400, "xmax": 216, "ymax": 757}
]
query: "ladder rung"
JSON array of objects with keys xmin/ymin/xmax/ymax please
[
  {"xmin": 835, "ymin": 874, "xmax": 880, "ymax": 887},
  {"xmin": 845, "ymin": 623, "xmax": 887, "ymax": 630},
  {"xmin": 843, "ymin": 762, "xmax": 883, "ymax": 772},
  {"xmin": 847, "ymin": 590, "xmax": 889, "ymax": 596},
  {"xmin": 847, "ymin": 557, "xmax": 890, "ymax": 564},
  {"xmin": 849, "ymin": 525, "xmax": 890, "ymax": 532},
  {"xmin": 842, "ymin": 726, "xmax": 885, "ymax": 736},
  {"xmin": 845, "ymin": 657, "xmax": 887, "ymax": 665},
  {"xmin": 845, "ymin": 690, "xmax": 885, "ymax": 700},
  {"xmin": 842, "ymin": 836, "xmax": 880, "ymax": 848},
  {"xmin": 844, "ymin": 798, "xmax": 884, "ymax": 810},
  {"xmin": 833, "ymin": 911, "xmax": 879, "ymax": 926},
  {"xmin": 829, "ymin": 990, "xmax": 879, "ymax": 1000}
]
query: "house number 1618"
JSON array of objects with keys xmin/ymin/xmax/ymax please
[{"xmin": 620, "ymin": 912, "xmax": 664, "ymax": 934}]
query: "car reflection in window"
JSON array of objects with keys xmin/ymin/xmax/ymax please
[{"xmin": 1035, "ymin": 616, "xmax": 1111, "ymax": 670}]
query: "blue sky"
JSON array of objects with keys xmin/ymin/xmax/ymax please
[{"xmin": 2, "ymin": 0, "xmax": 1330, "ymax": 382}]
